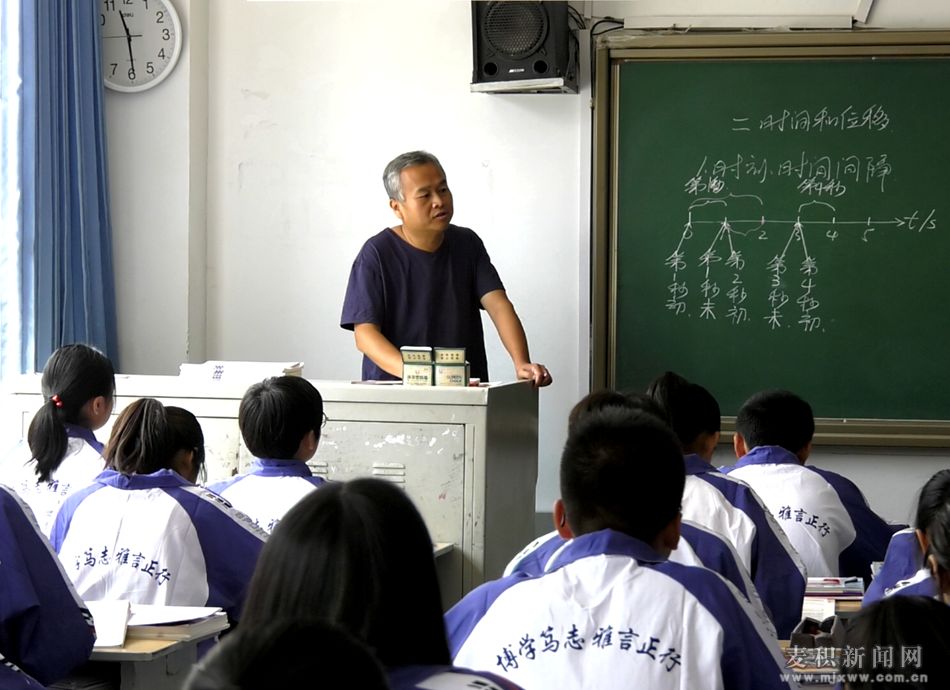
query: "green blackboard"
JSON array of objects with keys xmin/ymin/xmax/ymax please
[{"xmin": 613, "ymin": 57, "xmax": 950, "ymax": 421}]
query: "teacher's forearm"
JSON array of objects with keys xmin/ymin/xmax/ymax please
[{"xmin": 353, "ymin": 323, "xmax": 404, "ymax": 378}]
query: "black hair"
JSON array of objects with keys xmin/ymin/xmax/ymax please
[
  {"xmin": 567, "ymin": 389, "xmax": 669, "ymax": 433},
  {"xmin": 240, "ymin": 478, "xmax": 449, "ymax": 668},
  {"xmin": 921, "ymin": 470, "xmax": 950, "ymax": 595},
  {"xmin": 915, "ymin": 469, "xmax": 950, "ymax": 533},
  {"xmin": 27, "ymin": 344, "xmax": 115, "ymax": 482},
  {"xmin": 166, "ymin": 406, "xmax": 206, "ymax": 481},
  {"xmin": 841, "ymin": 596, "xmax": 950, "ymax": 689},
  {"xmin": 560, "ymin": 405, "xmax": 685, "ymax": 542},
  {"xmin": 104, "ymin": 399, "xmax": 176, "ymax": 476},
  {"xmin": 735, "ymin": 389, "xmax": 814, "ymax": 454},
  {"xmin": 646, "ymin": 371, "xmax": 721, "ymax": 450},
  {"xmin": 238, "ymin": 377, "xmax": 323, "ymax": 459},
  {"xmin": 183, "ymin": 618, "xmax": 389, "ymax": 690}
]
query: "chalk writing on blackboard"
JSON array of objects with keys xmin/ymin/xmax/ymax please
[
  {"xmin": 685, "ymin": 153, "xmax": 893, "ymax": 197},
  {"xmin": 730, "ymin": 104, "xmax": 890, "ymax": 133},
  {"xmin": 664, "ymin": 199, "xmax": 937, "ymax": 332}
]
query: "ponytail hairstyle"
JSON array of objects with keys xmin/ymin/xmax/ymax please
[
  {"xmin": 646, "ymin": 371, "xmax": 721, "ymax": 452},
  {"xmin": 27, "ymin": 344, "xmax": 115, "ymax": 482},
  {"xmin": 104, "ymin": 399, "xmax": 177, "ymax": 476},
  {"xmin": 166, "ymin": 406, "xmax": 206, "ymax": 482},
  {"xmin": 920, "ymin": 470, "xmax": 950, "ymax": 596}
]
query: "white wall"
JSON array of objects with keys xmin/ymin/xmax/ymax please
[{"xmin": 106, "ymin": 0, "xmax": 208, "ymax": 374}]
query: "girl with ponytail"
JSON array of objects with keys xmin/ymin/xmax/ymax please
[
  {"xmin": 11, "ymin": 344, "xmax": 114, "ymax": 535},
  {"xmin": 49, "ymin": 398, "xmax": 265, "ymax": 624}
]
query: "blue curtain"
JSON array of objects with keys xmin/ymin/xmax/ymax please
[{"xmin": 20, "ymin": 0, "xmax": 119, "ymax": 371}]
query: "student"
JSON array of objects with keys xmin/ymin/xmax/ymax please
[
  {"xmin": 183, "ymin": 619, "xmax": 390, "ymax": 690},
  {"xmin": 50, "ymin": 398, "xmax": 266, "ymax": 623},
  {"xmin": 0, "ymin": 484, "xmax": 94, "ymax": 689},
  {"xmin": 504, "ymin": 390, "xmax": 777, "ymax": 637},
  {"xmin": 864, "ymin": 469, "xmax": 950, "ymax": 604},
  {"xmin": 647, "ymin": 372, "xmax": 806, "ymax": 638},
  {"xmin": 6, "ymin": 343, "xmax": 114, "ymax": 535},
  {"xmin": 340, "ymin": 150, "xmax": 551, "ymax": 387},
  {"xmin": 447, "ymin": 407, "xmax": 792, "ymax": 690},
  {"xmin": 207, "ymin": 377, "xmax": 326, "ymax": 533},
  {"xmin": 725, "ymin": 390, "xmax": 899, "ymax": 579},
  {"xmin": 166, "ymin": 406, "xmax": 206, "ymax": 484},
  {"xmin": 239, "ymin": 478, "xmax": 522, "ymax": 690},
  {"xmin": 840, "ymin": 596, "xmax": 950, "ymax": 689},
  {"xmin": 923, "ymin": 470, "xmax": 950, "ymax": 603}
]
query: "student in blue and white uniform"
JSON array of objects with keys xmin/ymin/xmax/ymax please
[
  {"xmin": 506, "ymin": 519, "xmax": 776, "ymax": 639},
  {"xmin": 2, "ymin": 344, "xmax": 114, "ymax": 536},
  {"xmin": 864, "ymin": 469, "xmax": 950, "ymax": 604},
  {"xmin": 447, "ymin": 407, "xmax": 794, "ymax": 690},
  {"xmin": 184, "ymin": 619, "xmax": 390, "ymax": 690},
  {"xmin": 0, "ymin": 484, "xmax": 94, "ymax": 689},
  {"xmin": 207, "ymin": 376, "xmax": 326, "ymax": 533},
  {"xmin": 725, "ymin": 390, "xmax": 900, "ymax": 580},
  {"xmin": 647, "ymin": 373, "xmax": 806, "ymax": 638},
  {"xmin": 239, "ymin": 478, "xmax": 522, "ymax": 690},
  {"xmin": 50, "ymin": 398, "xmax": 266, "ymax": 624},
  {"xmin": 504, "ymin": 390, "xmax": 776, "ymax": 637}
]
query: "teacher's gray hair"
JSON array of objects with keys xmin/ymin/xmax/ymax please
[{"xmin": 383, "ymin": 151, "xmax": 444, "ymax": 202}]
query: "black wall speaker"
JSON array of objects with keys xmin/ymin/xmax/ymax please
[{"xmin": 471, "ymin": 1, "xmax": 577, "ymax": 93}]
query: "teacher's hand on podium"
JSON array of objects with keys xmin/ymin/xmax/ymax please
[{"xmin": 517, "ymin": 362, "xmax": 553, "ymax": 388}]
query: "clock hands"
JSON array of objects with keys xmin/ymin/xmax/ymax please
[{"xmin": 118, "ymin": 10, "xmax": 136, "ymax": 75}]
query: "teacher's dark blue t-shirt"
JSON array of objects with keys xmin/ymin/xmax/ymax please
[{"xmin": 340, "ymin": 225, "xmax": 504, "ymax": 381}]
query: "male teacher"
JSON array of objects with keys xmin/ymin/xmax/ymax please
[{"xmin": 341, "ymin": 151, "xmax": 552, "ymax": 387}]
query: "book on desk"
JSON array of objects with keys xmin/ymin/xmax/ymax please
[
  {"xmin": 126, "ymin": 605, "xmax": 228, "ymax": 641},
  {"xmin": 87, "ymin": 602, "xmax": 229, "ymax": 647}
]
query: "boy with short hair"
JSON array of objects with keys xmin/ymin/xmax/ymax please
[
  {"xmin": 725, "ymin": 389, "xmax": 899, "ymax": 579},
  {"xmin": 208, "ymin": 376, "xmax": 326, "ymax": 533},
  {"xmin": 446, "ymin": 407, "xmax": 793, "ymax": 690}
]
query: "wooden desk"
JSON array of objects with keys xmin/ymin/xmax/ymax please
[{"xmin": 88, "ymin": 633, "xmax": 219, "ymax": 690}]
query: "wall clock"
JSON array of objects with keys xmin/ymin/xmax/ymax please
[{"xmin": 100, "ymin": 0, "xmax": 182, "ymax": 93}]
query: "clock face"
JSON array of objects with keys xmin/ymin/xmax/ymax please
[{"xmin": 100, "ymin": 0, "xmax": 182, "ymax": 93}]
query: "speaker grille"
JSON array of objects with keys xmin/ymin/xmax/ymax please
[{"xmin": 483, "ymin": 2, "xmax": 548, "ymax": 59}]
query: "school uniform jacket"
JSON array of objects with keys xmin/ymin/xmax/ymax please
[
  {"xmin": 504, "ymin": 521, "xmax": 776, "ymax": 638},
  {"xmin": 863, "ymin": 529, "xmax": 927, "ymax": 604},
  {"xmin": 0, "ymin": 660, "xmax": 45, "ymax": 690},
  {"xmin": 0, "ymin": 484, "xmax": 94, "ymax": 686},
  {"xmin": 725, "ymin": 446, "xmax": 899, "ymax": 580},
  {"xmin": 877, "ymin": 567, "xmax": 939, "ymax": 600},
  {"xmin": 207, "ymin": 458, "xmax": 326, "ymax": 533},
  {"xmin": 682, "ymin": 453, "xmax": 806, "ymax": 638},
  {"xmin": 6, "ymin": 424, "xmax": 105, "ymax": 536},
  {"xmin": 447, "ymin": 529, "xmax": 796, "ymax": 690},
  {"xmin": 50, "ymin": 469, "xmax": 267, "ymax": 622},
  {"xmin": 388, "ymin": 665, "xmax": 523, "ymax": 690}
]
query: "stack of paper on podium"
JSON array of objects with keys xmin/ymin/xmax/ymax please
[
  {"xmin": 126, "ymin": 604, "xmax": 228, "ymax": 641},
  {"xmin": 179, "ymin": 361, "xmax": 303, "ymax": 382}
]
